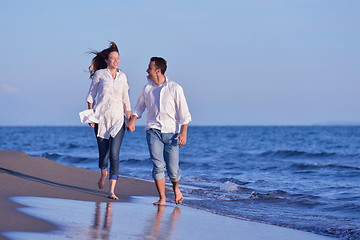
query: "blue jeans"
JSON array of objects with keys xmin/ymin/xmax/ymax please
[
  {"xmin": 146, "ymin": 128, "xmax": 181, "ymax": 182},
  {"xmin": 95, "ymin": 124, "xmax": 125, "ymax": 180}
]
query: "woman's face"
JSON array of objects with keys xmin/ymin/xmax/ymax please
[{"xmin": 105, "ymin": 51, "xmax": 120, "ymax": 70}]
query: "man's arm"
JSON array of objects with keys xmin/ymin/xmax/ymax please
[
  {"xmin": 175, "ymin": 124, "xmax": 188, "ymax": 146},
  {"xmin": 127, "ymin": 86, "xmax": 147, "ymax": 132}
]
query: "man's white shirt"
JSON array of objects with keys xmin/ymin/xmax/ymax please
[{"xmin": 133, "ymin": 77, "xmax": 191, "ymax": 133}]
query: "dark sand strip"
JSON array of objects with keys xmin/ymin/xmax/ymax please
[{"xmin": 0, "ymin": 150, "xmax": 157, "ymax": 238}]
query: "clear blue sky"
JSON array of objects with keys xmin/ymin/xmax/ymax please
[{"xmin": 1, "ymin": 0, "xmax": 359, "ymax": 126}]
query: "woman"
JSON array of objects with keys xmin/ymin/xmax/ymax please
[{"xmin": 85, "ymin": 42, "xmax": 131, "ymax": 200}]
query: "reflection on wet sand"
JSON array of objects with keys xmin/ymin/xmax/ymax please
[
  {"xmin": 142, "ymin": 205, "xmax": 181, "ymax": 240},
  {"xmin": 90, "ymin": 201, "xmax": 181, "ymax": 240},
  {"xmin": 5, "ymin": 196, "xmax": 329, "ymax": 240},
  {"xmin": 91, "ymin": 202, "xmax": 112, "ymax": 240}
]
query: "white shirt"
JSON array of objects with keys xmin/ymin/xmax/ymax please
[
  {"xmin": 133, "ymin": 77, "xmax": 191, "ymax": 133},
  {"xmin": 86, "ymin": 68, "xmax": 131, "ymax": 139}
]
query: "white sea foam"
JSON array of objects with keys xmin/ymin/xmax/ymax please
[
  {"xmin": 217, "ymin": 195, "xmax": 231, "ymax": 201},
  {"xmin": 220, "ymin": 181, "xmax": 239, "ymax": 192}
]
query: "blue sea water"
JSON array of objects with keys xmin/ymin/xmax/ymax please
[{"xmin": 1, "ymin": 126, "xmax": 359, "ymax": 239}]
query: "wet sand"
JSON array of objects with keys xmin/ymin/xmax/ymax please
[{"xmin": 0, "ymin": 150, "xmax": 332, "ymax": 240}]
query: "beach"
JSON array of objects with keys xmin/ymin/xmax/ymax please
[{"xmin": 0, "ymin": 150, "xmax": 333, "ymax": 240}]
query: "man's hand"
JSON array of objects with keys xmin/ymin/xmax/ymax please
[
  {"xmin": 175, "ymin": 132, "xmax": 187, "ymax": 146},
  {"xmin": 175, "ymin": 124, "xmax": 188, "ymax": 146}
]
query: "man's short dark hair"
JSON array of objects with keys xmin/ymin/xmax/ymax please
[{"xmin": 150, "ymin": 57, "xmax": 167, "ymax": 75}]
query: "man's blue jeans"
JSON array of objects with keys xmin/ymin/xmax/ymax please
[
  {"xmin": 146, "ymin": 128, "xmax": 181, "ymax": 182},
  {"xmin": 95, "ymin": 124, "xmax": 125, "ymax": 180}
]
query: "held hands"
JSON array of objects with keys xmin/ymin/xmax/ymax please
[{"xmin": 126, "ymin": 117, "xmax": 136, "ymax": 132}]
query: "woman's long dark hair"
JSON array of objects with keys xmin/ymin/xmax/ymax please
[{"xmin": 88, "ymin": 41, "xmax": 119, "ymax": 78}]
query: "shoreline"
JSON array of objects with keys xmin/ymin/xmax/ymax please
[{"xmin": 0, "ymin": 150, "xmax": 332, "ymax": 240}]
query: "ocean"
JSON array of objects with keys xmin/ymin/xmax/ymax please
[{"xmin": 1, "ymin": 126, "xmax": 359, "ymax": 239}]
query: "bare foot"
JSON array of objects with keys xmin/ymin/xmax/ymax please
[
  {"xmin": 98, "ymin": 170, "xmax": 108, "ymax": 189},
  {"xmin": 108, "ymin": 193, "xmax": 119, "ymax": 200},
  {"xmin": 153, "ymin": 199, "xmax": 166, "ymax": 206},
  {"xmin": 174, "ymin": 187, "xmax": 183, "ymax": 205}
]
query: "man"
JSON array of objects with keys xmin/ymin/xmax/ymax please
[{"xmin": 127, "ymin": 57, "xmax": 191, "ymax": 205}]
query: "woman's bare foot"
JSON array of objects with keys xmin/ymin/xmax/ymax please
[
  {"xmin": 108, "ymin": 179, "xmax": 118, "ymax": 200},
  {"xmin": 108, "ymin": 193, "xmax": 119, "ymax": 200},
  {"xmin": 153, "ymin": 198, "xmax": 166, "ymax": 206},
  {"xmin": 98, "ymin": 169, "xmax": 108, "ymax": 189}
]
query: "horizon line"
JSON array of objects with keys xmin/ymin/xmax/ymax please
[{"xmin": 1, "ymin": 124, "xmax": 360, "ymax": 127}]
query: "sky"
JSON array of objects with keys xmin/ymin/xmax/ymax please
[{"xmin": 0, "ymin": 0, "xmax": 359, "ymax": 126}]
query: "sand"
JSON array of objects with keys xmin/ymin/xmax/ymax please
[{"xmin": 0, "ymin": 150, "xmax": 332, "ymax": 240}]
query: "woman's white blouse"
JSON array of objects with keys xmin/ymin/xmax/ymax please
[{"xmin": 86, "ymin": 68, "xmax": 131, "ymax": 139}]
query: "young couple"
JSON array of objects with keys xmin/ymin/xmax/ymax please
[{"xmin": 82, "ymin": 42, "xmax": 191, "ymax": 206}]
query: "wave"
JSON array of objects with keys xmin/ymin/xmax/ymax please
[
  {"xmin": 120, "ymin": 158, "xmax": 151, "ymax": 167},
  {"xmin": 290, "ymin": 163, "xmax": 360, "ymax": 171},
  {"xmin": 325, "ymin": 228, "xmax": 360, "ymax": 240},
  {"xmin": 219, "ymin": 178, "xmax": 249, "ymax": 186},
  {"xmin": 324, "ymin": 203, "xmax": 360, "ymax": 213},
  {"xmin": 259, "ymin": 150, "xmax": 337, "ymax": 159},
  {"xmin": 41, "ymin": 152, "xmax": 63, "ymax": 159},
  {"xmin": 40, "ymin": 153, "xmax": 96, "ymax": 165},
  {"xmin": 184, "ymin": 182, "xmax": 327, "ymax": 211},
  {"xmin": 40, "ymin": 153, "xmax": 152, "ymax": 166},
  {"xmin": 67, "ymin": 143, "xmax": 80, "ymax": 149}
]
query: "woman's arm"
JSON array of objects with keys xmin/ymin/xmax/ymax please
[
  {"xmin": 88, "ymin": 102, "xmax": 94, "ymax": 110},
  {"xmin": 87, "ymin": 102, "xmax": 95, "ymax": 128},
  {"xmin": 124, "ymin": 104, "xmax": 131, "ymax": 122}
]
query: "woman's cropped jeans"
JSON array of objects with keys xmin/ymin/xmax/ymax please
[
  {"xmin": 146, "ymin": 128, "xmax": 181, "ymax": 183},
  {"xmin": 95, "ymin": 124, "xmax": 125, "ymax": 180}
]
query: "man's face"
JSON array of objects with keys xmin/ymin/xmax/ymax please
[{"xmin": 146, "ymin": 61, "xmax": 159, "ymax": 80}]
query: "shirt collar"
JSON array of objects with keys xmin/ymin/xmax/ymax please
[
  {"xmin": 105, "ymin": 68, "xmax": 120, "ymax": 80},
  {"xmin": 148, "ymin": 76, "xmax": 168, "ymax": 86},
  {"xmin": 106, "ymin": 68, "xmax": 120, "ymax": 75}
]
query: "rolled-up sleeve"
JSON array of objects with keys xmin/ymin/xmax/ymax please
[
  {"xmin": 175, "ymin": 86, "xmax": 191, "ymax": 125},
  {"xmin": 86, "ymin": 72, "xmax": 99, "ymax": 103}
]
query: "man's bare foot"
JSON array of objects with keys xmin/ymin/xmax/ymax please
[
  {"xmin": 98, "ymin": 170, "xmax": 108, "ymax": 189},
  {"xmin": 174, "ymin": 187, "xmax": 183, "ymax": 205},
  {"xmin": 153, "ymin": 198, "xmax": 166, "ymax": 206},
  {"xmin": 108, "ymin": 193, "xmax": 119, "ymax": 200}
]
